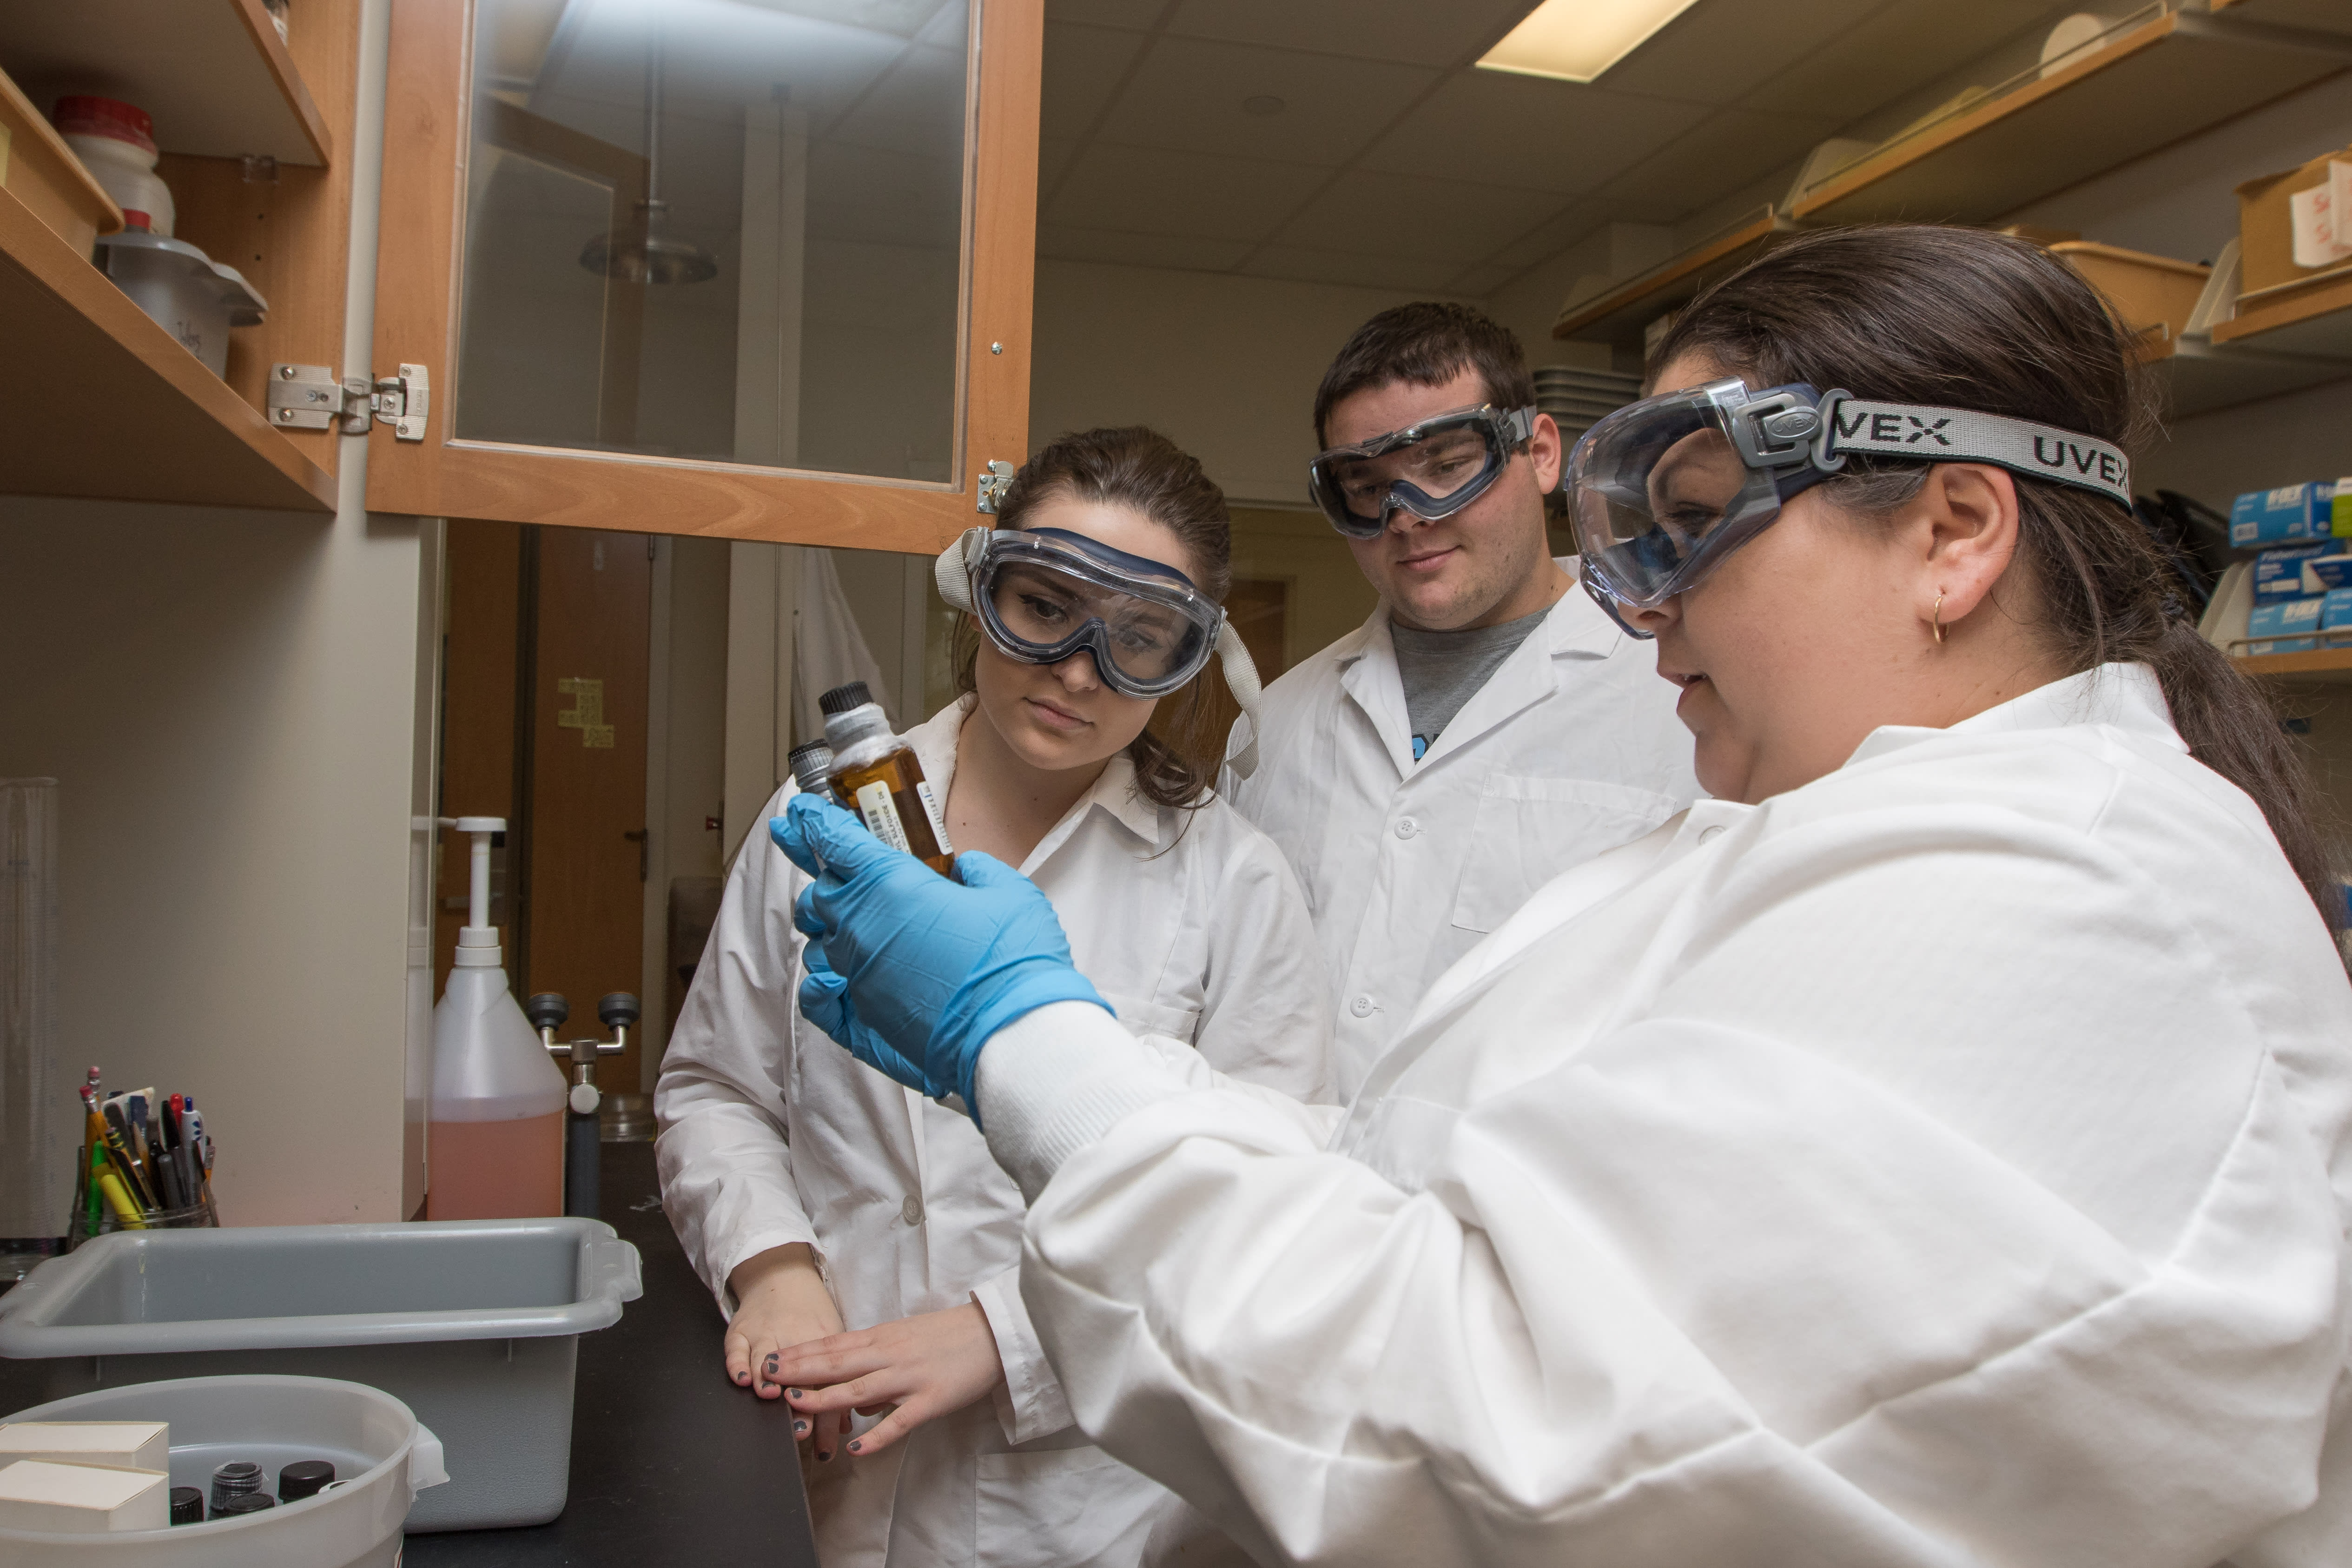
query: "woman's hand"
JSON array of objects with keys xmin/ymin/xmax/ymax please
[
  {"xmin": 726, "ymin": 1245, "xmax": 853, "ymax": 1458},
  {"xmin": 773, "ymin": 1302, "xmax": 1006, "ymax": 1458}
]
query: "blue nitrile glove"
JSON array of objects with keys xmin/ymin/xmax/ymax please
[
  {"xmin": 770, "ymin": 794, "xmax": 1110, "ymax": 1123},
  {"xmin": 796, "ymin": 936, "xmax": 942, "ymax": 1097}
]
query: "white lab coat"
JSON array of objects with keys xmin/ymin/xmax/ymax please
[
  {"xmin": 983, "ymin": 663, "xmax": 2352, "ymax": 1568},
  {"xmin": 1222, "ymin": 567, "xmax": 1698, "ymax": 1097},
  {"xmin": 655, "ymin": 697, "xmax": 1334, "ymax": 1568}
]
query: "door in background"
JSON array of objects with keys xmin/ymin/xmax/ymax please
[{"xmin": 518, "ymin": 529, "xmax": 653, "ymax": 1091}]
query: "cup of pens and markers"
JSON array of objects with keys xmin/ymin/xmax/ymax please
[{"xmin": 68, "ymin": 1066, "xmax": 218, "ymax": 1244}]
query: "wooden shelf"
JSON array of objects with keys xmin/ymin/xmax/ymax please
[
  {"xmin": 0, "ymin": 0, "xmax": 330, "ymax": 167},
  {"xmin": 2212, "ymin": 271, "xmax": 2352, "ymax": 358},
  {"xmin": 1788, "ymin": 6, "xmax": 2351, "ymax": 228},
  {"xmin": 2235, "ymin": 648, "xmax": 2352, "ymax": 682},
  {"xmin": 0, "ymin": 182, "xmax": 334, "ymax": 512},
  {"xmin": 2214, "ymin": 0, "xmax": 2352, "ymax": 37},
  {"xmin": 2153, "ymin": 327, "xmax": 2352, "ymax": 414},
  {"xmin": 1553, "ymin": 207, "xmax": 1797, "ymax": 343}
]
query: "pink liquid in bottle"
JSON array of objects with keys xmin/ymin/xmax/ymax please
[{"xmin": 423, "ymin": 1110, "xmax": 563, "ymax": 1220}]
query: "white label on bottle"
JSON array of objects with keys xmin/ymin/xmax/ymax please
[
  {"xmin": 916, "ymin": 780, "xmax": 953, "ymax": 854},
  {"xmin": 854, "ymin": 781, "xmax": 912, "ymax": 853}
]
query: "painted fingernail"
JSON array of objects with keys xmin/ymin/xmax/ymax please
[
  {"xmin": 817, "ymin": 1449, "xmax": 832, "ymax": 1462},
  {"xmin": 847, "ymin": 1439, "xmax": 862, "ymax": 1454},
  {"xmin": 764, "ymin": 1354, "xmax": 779, "ymax": 1373},
  {"xmin": 793, "ymin": 1420, "xmax": 808, "ymax": 1436},
  {"xmin": 787, "ymin": 1388, "xmax": 805, "ymax": 1400},
  {"xmin": 735, "ymin": 1372, "xmax": 749, "ymax": 1384}
]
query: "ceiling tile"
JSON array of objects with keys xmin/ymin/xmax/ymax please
[
  {"xmin": 1739, "ymin": 0, "xmax": 2055, "ymax": 119},
  {"xmin": 1271, "ymin": 170, "xmax": 1556, "ymax": 264},
  {"xmin": 1044, "ymin": 0, "xmax": 1166, "ymax": 29},
  {"xmin": 1594, "ymin": 0, "xmax": 1885, "ymax": 106},
  {"xmin": 1036, "ymin": 224, "xmax": 1254, "ymax": 270},
  {"xmin": 1047, "ymin": 143, "xmax": 1330, "ymax": 240},
  {"xmin": 1238, "ymin": 245, "xmax": 1463, "ymax": 292},
  {"xmin": 1163, "ymin": 0, "xmax": 1530, "ymax": 67},
  {"xmin": 1585, "ymin": 107, "xmax": 1836, "ymax": 219},
  {"xmin": 1443, "ymin": 259, "xmax": 1525, "ymax": 295},
  {"xmin": 823, "ymin": 41, "xmax": 965, "ymax": 156},
  {"xmin": 1094, "ymin": 36, "xmax": 1438, "ymax": 166},
  {"xmin": 1042, "ymin": 22, "xmax": 1149, "ymax": 141},
  {"xmin": 1487, "ymin": 199, "xmax": 1611, "ymax": 269},
  {"xmin": 1357, "ymin": 73, "xmax": 1711, "ymax": 196}
]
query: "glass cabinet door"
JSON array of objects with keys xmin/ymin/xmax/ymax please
[{"xmin": 368, "ymin": 0, "xmax": 1039, "ymax": 552}]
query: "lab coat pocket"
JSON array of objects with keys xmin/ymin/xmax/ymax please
[
  {"xmin": 975, "ymin": 1443, "xmax": 1163, "ymax": 1565},
  {"xmin": 1451, "ymin": 773, "xmax": 1679, "ymax": 935}
]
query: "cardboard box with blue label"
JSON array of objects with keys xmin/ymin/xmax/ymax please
[
  {"xmin": 2253, "ymin": 543, "xmax": 2348, "ymax": 602},
  {"xmin": 2246, "ymin": 595, "xmax": 2324, "ymax": 654},
  {"xmin": 2233, "ymin": 483, "xmax": 2338, "ymax": 547}
]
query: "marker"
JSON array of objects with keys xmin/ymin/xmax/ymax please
[
  {"xmin": 80, "ymin": 1085, "xmax": 107, "ymax": 1236},
  {"xmin": 96, "ymin": 1171, "xmax": 147, "ymax": 1229},
  {"xmin": 101, "ymin": 1102, "xmax": 156, "ymax": 1211}
]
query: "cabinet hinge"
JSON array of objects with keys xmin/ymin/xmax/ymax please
[
  {"xmin": 267, "ymin": 362, "xmax": 431, "ymax": 441},
  {"xmin": 975, "ymin": 459, "xmax": 1015, "ymax": 514}
]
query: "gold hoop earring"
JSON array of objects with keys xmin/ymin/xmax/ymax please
[{"xmin": 1932, "ymin": 592, "xmax": 1947, "ymax": 646}]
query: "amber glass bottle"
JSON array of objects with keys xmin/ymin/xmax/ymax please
[{"xmin": 817, "ymin": 683, "xmax": 955, "ymax": 878}]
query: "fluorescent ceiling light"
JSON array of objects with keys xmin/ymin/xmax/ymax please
[{"xmin": 1477, "ymin": 0, "xmax": 1706, "ymax": 85}]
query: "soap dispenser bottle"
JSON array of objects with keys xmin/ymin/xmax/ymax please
[{"xmin": 424, "ymin": 817, "xmax": 566, "ymax": 1219}]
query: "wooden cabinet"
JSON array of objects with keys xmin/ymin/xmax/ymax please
[
  {"xmin": 0, "ymin": 0, "xmax": 356, "ymax": 512},
  {"xmin": 362, "ymin": 0, "xmax": 1042, "ymax": 554}
]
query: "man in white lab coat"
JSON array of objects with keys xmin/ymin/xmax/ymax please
[{"xmin": 1226, "ymin": 304, "xmax": 1697, "ymax": 1098}]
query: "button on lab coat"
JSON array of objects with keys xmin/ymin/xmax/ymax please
[
  {"xmin": 1000, "ymin": 664, "xmax": 2352, "ymax": 1568},
  {"xmin": 655, "ymin": 698, "xmax": 1333, "ymax": 1568},
  {"xmin": 1223, "ymin": 569, "xmax": 1698, "ymax": 1097}
]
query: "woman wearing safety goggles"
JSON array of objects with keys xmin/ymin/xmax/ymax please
[
  {"xmin": 772, "ymin": 225, "xmax": 2352, "ymax": 1568},
  {"xmin": 655, "ymin": 426, "xmax": 1331, "ymax": 1568}
]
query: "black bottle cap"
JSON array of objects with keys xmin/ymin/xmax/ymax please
[
  {"xmin": 278, "ymin": 1459, "xmax": 336, "ymax": 1501},
  {"xmin": 787, "ymin": 739, "xmax": 833, "ymax": 769},
  {"xmin": 817, "ymin": 681, "xmax": 871, "ymax": 715},
  {"xmin": 216, "ymin": 1492, "xmax": 277, "ymax": 1515},
  {"xmin": 170, "ymin": 1486, "xmax": 205, "ymax": 1524}
]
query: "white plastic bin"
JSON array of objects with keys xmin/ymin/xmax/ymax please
[
  {"xmin": 0, "ymin": 1374, "xmax": 444, "ymax": 1566},
  {"xmin": 0, "ymin": 1219, "xmax": 639, "ymax": 1530}
]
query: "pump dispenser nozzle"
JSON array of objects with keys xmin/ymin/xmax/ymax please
[{"xmin": 438, "ymin": 816, "xmax": 508, "ymax": 968}]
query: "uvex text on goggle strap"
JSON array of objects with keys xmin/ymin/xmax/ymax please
[
  {"xmin": 1308, "ymin": 404, "xmax": 1538, "ymax": 538},
  {"xmin": 1567, "ymin": 378, "xmax": 2134, "ymax": 637},
  {"xmin": 933, "ymin": 524, "xmax": 1270, "ymax": 774}
]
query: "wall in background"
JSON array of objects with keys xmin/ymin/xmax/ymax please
[{"xmin": 0, "ymin": 498, "xmax": 430, "ymax": 1225}]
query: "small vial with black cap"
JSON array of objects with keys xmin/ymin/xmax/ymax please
[
  {"xmin": 169, "ymin": 1486, "xmax": 205, "ymax": 1525},
  {"xmin": 818, "ymin": 682, "xmax": 955, "ymax": 877},
  {"xmin": 215, "ymin": 1492, "xmax": 277, "ymax": 1516},
  {"xmin": 788, "ymin": 740, "xmax": 838, "ymax": 804},
  {"xmin": 278, "ymin": 1459, "xmax": 335, "ymax": 1502},
  {"xmin": 211, "ymin": 1460, "xmax": 263, "ymax": 1512}
]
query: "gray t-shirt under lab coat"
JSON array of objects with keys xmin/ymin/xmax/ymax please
[{"xmin": 1388, "ymin": 605, "xmax": 1551, "ymax": 761}]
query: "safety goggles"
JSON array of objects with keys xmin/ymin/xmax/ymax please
[
  {"xmin": 938, "ymin": 526, "xmax": 1224, "ymax": 698},
  {"xmin": 1308, "ymin": 404, "xmax": 1538, "ymax": 539},
  {"xmin": 1567, "ymin": 378, "xmax": 2134, "ymax": 638}
]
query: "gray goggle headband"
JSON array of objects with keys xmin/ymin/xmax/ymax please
[{"xmin": 1569, "ymin": 379, "xmax": 2132, "ymax": 640}]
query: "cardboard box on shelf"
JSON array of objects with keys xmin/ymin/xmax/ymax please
[
  {"xmin": 2246, "ymin": 595, "xmax": 2324, "ymax": 654},
  {"xmin": 2048, "ymin": 242, "xmax": 2211, "ymax": 343},
  {"xmin": 2236, "ymin": 145, "xmax": 2352, "ymax": 299},
  {"xmin": 2253, "ymin": 541, "xmax": 2347, "ymax": 603}
]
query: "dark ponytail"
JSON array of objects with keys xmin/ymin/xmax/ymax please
[
  {"xmin": 1657, "ymin": 225, "xmax": 2339, "ymax": 922},
  {"xmin": 951, "ymin": 426, "xmax": 1232, "ymax": 812}
]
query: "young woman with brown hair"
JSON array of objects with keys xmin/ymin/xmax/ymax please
[
  {"xmin": 656, "ymin": 426, "xmax": 1331, "ymax": 1566},
  {"xmin": 777, "ymin": 226, "xmax": 2352, "ymax": 1567}
]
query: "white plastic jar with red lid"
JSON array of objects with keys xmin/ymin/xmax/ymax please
[{"xmin": 51, "ymin": 95, "xmax": 175, "ymax": 237}]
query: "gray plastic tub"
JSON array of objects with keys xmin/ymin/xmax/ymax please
[{"xmin": 0, "ymin": 1219, "xmax": 640, "ymax": 1531}]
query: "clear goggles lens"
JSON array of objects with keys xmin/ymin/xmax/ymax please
[
  {"xmin": 1309, "ymin": 405, "xmax": 1534, "ymax": 539},
  {"xmin": 972, "ymin": 529, "xmax": 1221, "ymax": 697},
  {"xmin": 1568, "ymin": 380, "xmax": 1828, "ymax": 628}
]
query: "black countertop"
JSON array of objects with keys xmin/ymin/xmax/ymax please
[{"xmin": 0, "ymin": 1143, "xmax": 818, "ymax": 1566}]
